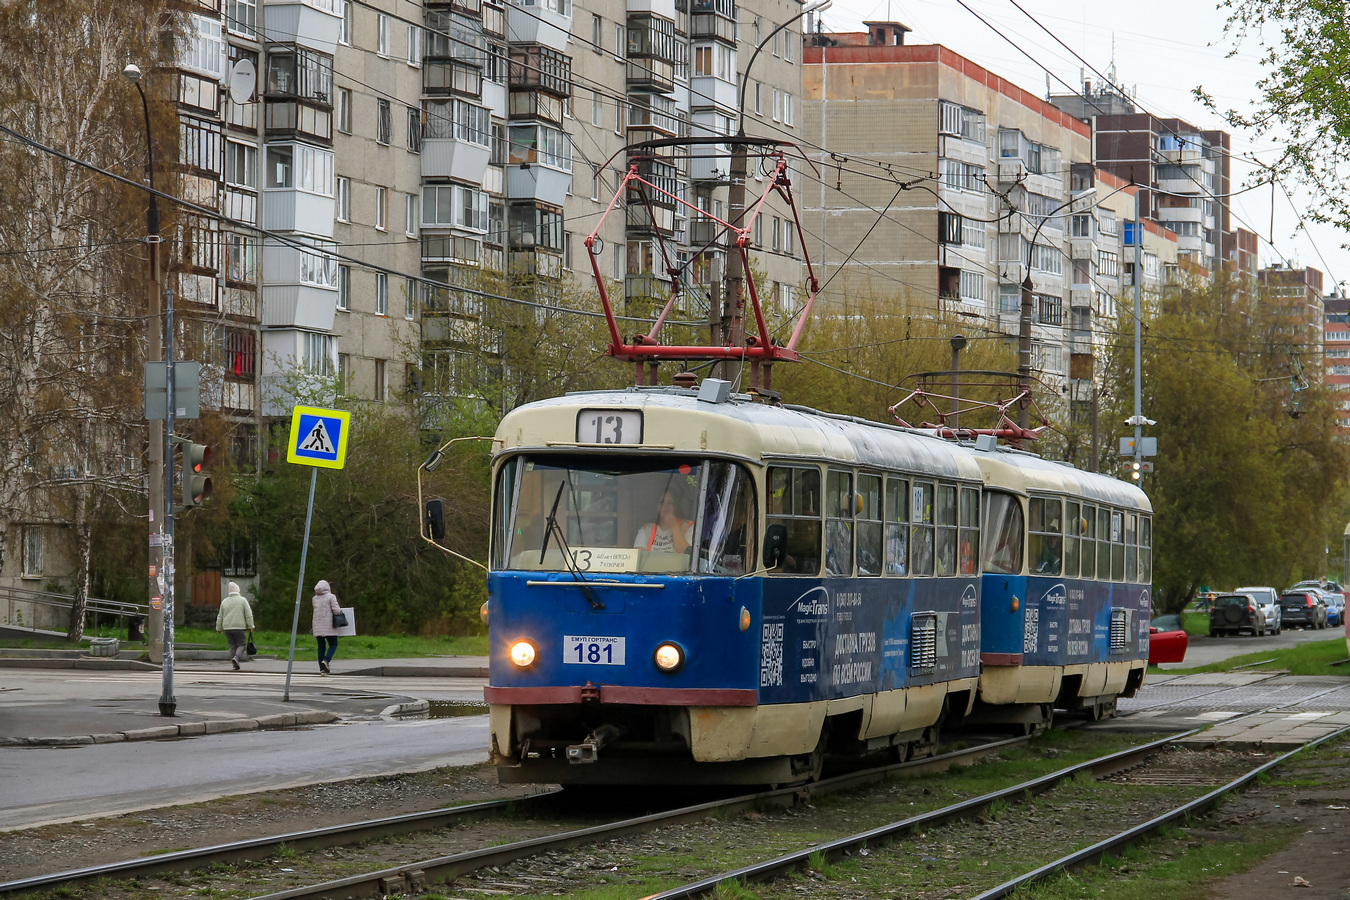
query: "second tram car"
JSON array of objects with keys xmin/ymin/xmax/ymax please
[{"xmin": 481, "ymin": 386, "xmax": 1151, "ymax": 785}]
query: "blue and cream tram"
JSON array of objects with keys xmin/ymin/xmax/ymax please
[{"xmin": 481, "ymin": 386, "xmax": 1151, "ymax": 785}]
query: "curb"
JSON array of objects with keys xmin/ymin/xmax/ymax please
[
  {"xmin": 0, "ymin": 710, "xmax": 339, "ymax": 747},
  {"xmin": 336, "ymin": 665, "xmax": 489, "ymax": 678},
  {"xmin": 379, "ymin": 699, "xmax": 430, "ymax": 718},
  {"xmin": 0, "ymin": 658, "xmax": 161, "ymax": 671}
]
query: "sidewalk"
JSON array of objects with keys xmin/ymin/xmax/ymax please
[{"xmin": 0, "ymin": 650, "xmax": 489, "ymax": 747}]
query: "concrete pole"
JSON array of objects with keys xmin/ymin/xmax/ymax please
[{"xmin": 1133, "ymin": 191, "xmax": 1144, "ymax": 474}]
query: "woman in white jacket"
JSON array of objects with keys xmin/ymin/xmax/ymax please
[
  {"xmin": 311, "ymin": 580, "xmax": 343, "ymax": 675},
  {"xmin": 215, "ymin": 582, "xmax": 255, "ymax": 671}
]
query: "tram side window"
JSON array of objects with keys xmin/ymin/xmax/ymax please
[
  {"xmin": 911, "ymin": 480, "xmax": 935, "ymax": 576},
  {"xmin": 766, "ymin": 465, "xmax": 821, "ymax": 575},
  {"xmin": 959, "ymin": 487, "xmax": 979, "ymax": 575},
  {"xmin": 698, "ymin": 461, "xmax": 756, "ymax": 575},
  {"xmin": 1079, "ymin": 504, "xmax": 1096, "ymax": 579},
  {"xmin": 1110, "ymin": 509, "xmax": 1125, "ymax": 581},
  {"xmin": 1139, "ymin": 515, "xmax": 1152, "ymax": 582},
  {"xmin": 492, "ymin": 457, "xmax": 520, "ymax": 569},
  {"xmin": 1096, "ymin": 507, "xmax": 1111, "ymax": 578},
  {"xmin": 884, "ymin": 476, "xmax": 909, "ymax": 575},
  {"xmin": 982, "ymin": 490, "xmax": 1023, "ymax": 575},
  {"xmin": 1125, "ymin": 513, "xmax": 1137, "ymax": 582},
  {"xmin": 825, "ymin": 469, "xmax": 855, "ymax": 576},
  {"xmin": 1064, "ymin": 500, "xmax": 1080, "ymax": 578},
  {"xmin": 856, "ymin": 473, "xmax": 883, "ymax": 576},
  {"xmin": 935, "ymin": 484, "xmax": 957, "ymax": 576},
  {"xmin": 1029, "ymin": 497, "xmax": 1063, "ymax": 575}
]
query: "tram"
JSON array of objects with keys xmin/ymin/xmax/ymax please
[{"xmin": 475, "ymin": 384, "xmax": 1152, "ymax": 785}]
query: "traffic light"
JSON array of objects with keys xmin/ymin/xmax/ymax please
[
  {"xmin": 179, "ymin": 441, "xmax": 212, "ymax": 510},
  {"xmin": 425, "ymin": 498, "xmax": 446, "ymax": 540},
  {"xmin": 1129, "ymin": 460, "xmax": 1154, "ymax": 481}
]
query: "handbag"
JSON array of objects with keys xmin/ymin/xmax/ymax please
[
  {"xmin": 245, "ymin": 634, "xmax": 257, "ymax": 655},
  {"xmin": 332, "ymin": 610, "xmax": 349, "ymax": 628}
]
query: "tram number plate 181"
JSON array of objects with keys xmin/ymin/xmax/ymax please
[{"xmin": 564, "ymin": 635, "xmax": 626, "ymax": 665}]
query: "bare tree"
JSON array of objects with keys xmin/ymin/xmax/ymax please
[{"xmin": 0, "ymin": 2, "xmax": 171, "ymax": 638}]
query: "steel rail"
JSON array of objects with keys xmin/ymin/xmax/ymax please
[
  {"xmin": 638, "ymin": 729, "xmax": 1197, "ymax": 899},
  {"xmin": 967, "ymin": 722, "xmax": 1350, "ymax": 899},
  {"xmin": 241, "ymin": 737, "xmax": 1032, "ymax": 900},
  {"xmin": 0, "ymin": 792, "xmax": 560, "ymax": 897}
]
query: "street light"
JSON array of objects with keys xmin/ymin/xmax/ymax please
[
  {"xmin": 124, "ymin": 62, "xmax": 177, "ymax": 717},
  {"xmin": 717, "ymin": 0, "xmax": 831, "ymax": 375}
]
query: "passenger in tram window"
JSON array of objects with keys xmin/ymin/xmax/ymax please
[
  {"xmin": 884, "ymin": 524, "xmax": 908, "ymax": 574},
  {"xmin": 634, "ymin": 490, "xmax": 694, "ymax": 553},
  {"xmin": 958, "ymin": 536, "xmax": 976, "ymax": 575},
  {"xmin": 825, "ymin": 518, "xmax": 853, "ymax": 575},
  {"xmin": 1036, "ymin": 533, "xmax": 1062, "ymax": 575}
]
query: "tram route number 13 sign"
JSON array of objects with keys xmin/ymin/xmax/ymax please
[
  {"xmin": 576, "ymin": 409, "xmax": 642, "ymax": 445},
  {"xmin": 563, "ymin": 635, "xmax": 626, "ymax": 665}
]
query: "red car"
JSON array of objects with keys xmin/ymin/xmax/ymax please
[{"xmin": 1149, "ymin": 614, "xmax": 1189, "ymax": 664}]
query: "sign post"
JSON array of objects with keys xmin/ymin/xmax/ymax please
[{"xmin": 282, "ymin": 405, "xmax": 350, "ymax": 701}]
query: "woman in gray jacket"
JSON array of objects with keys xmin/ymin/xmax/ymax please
[
  {"xmin": 311, "ymin": 580, "xmax": 343, "ymax": 675},
  {"xmin": 215, "ymin": 582, "xmax": 255, "ymax": 671}
]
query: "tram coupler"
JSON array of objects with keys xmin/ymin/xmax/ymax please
[{"xmin": 567, "ymin": 723, "xmax": 625, "ymax": 764}]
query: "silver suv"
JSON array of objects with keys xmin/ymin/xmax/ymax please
[{"xmin": 1235, "ymin": 586, "xmax": 1282, "ymax": 635}]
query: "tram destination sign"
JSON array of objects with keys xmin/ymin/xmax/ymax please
[{"xmin": 576, "ymin": 409, "xmax": 642, "ymax": 445}]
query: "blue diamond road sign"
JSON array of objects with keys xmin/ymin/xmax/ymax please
[{"xmin": 287, "ymin": 405, "xmax": 350, "ymax": 470}]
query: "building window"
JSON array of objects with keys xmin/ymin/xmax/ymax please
[
  {"xmin": 422, "ymin": 184, "xmax": 488, "ymax": 232},
  {"xmin": 302, "ymin": 331, "xmax": 334, "ymax": 375},
  {"xmin": 785, "ymin": 29, "xmax": 795, "ymax": 63},
  {"xmin": 591, "ymin": 89, "xmax": 603, "ymax": 126},
  {"xmin": 337, "ymin": 265, "xmax": 350, "ymax": 309},
  {"xmin": 959, "ymin": 271, "xmax": 984, "ymax": 303},
  {"xmin": 377, "ymin": 13, "xmax": 390, "ymax": 56},
  {"xmin": 615, "ymin": 23, "xmax": 625, "ymax": 59},
  {"xmin": 297, "ymin": 240, "xmax": 338, "ymax": 287},
  {"xmin": 407, "ymin": 24, "xmax": 420, "ymax": 65},
  {"xmin": 340, "ymin": 0, "xmax": 352, "ymax": 45},
  {"xmin": 226, "ymin": 233, "xmax": 257, "ymax": 284},
  {"xmin": 784, "ymin": 93, "xmax": 794, "ymax": 127},
  {"xmin": 377, "ymin": 99, "xmax": 391, "ymax": 144},
  {"xmin": 375, "ymin": 186, "xmax": 387, "ymax": 230},
  {"xmin": 184, "ymin": 14, "xmax": 227, "ymax": 79},
  {"xmin": 772, "ymin": 87, "xmax": 781, "ymax": 121},
  {"xmin": 375, "ymin": 272, "xmax": 388, "ymax": 315},
  {"xmin": 337, "ymin": 352, "xmax": 350, "ymax": 390},
  {"xmin": 335, "ymin": 176, "xmax": 350, "ymax": 221},
  {"xmin": 337, "ymin": 88, "xmax": 351, "ymax": 133},
  {"xmin": 22, "ymin": 526, "xmax": 42, "ymax": 578},
  {"xmin": 782, "ymin": 219, "xmax": 794, "ymax": 255},
  {"xmin": 224, "ymin": 141, "xmax": 257, "ymax": 189},
  {"xmin": 405, "ymin": 277, "xmax": 417, "ymax": 319},
  {"xmin": 405, "ymin": 192, "xmax": 417, "ymax": 236},
  {"xmin": 754, "ymin": 82, "xmax": 762, "ymax": 115},
  {"xmin": 374, "ymin": 360, "xmax": 387, "ymax": 401},
  {"xmin": 406, "ymin": 106, "xmax": 421, "ymax": 151},
  {"xmin": 226, "ymin": 329, "xmax": 256, "ymax": 378},
  {"xmin": 227, "ymin": 0, "xmax": 257, "ymax": 38},
  {"xmin": 592, "ymin": 13, "xmax": 601, "ymax": 51},
  {"xmin": 266, "ymin": 143, "xmax": 334, "ymax": 195}
]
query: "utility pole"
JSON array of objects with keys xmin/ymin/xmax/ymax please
[
  {"xmin": 125, "ymin": 64, "xmax": 167, "ymax": 668},
  {"xmin": 950, "ymin": 333, "xmax": 965, "ymax": 430},
  {"xmin": 1132, "ymin": 187, "xmax": 1144, "ymax": 477},
  {"xmin": 1018, "ymin": 272, "xmax": 1033, "ymax": 430}
]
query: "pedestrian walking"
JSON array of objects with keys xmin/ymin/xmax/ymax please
[
  {"xmin": 311, "ymin": 579, "xmax": 344, "ymax": 675},
  {"xmin": 216, "ymin": 582, "xmax": 255, "ymax": 671}
]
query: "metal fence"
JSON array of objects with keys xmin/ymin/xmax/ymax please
[{"xmin": 0, "ymin": 584, "xmax": 148, "ymax": 635}]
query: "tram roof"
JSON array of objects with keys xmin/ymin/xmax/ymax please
[{"xmin": 496, "ymin": 389, "xmax": 1150, "ymax": 511}]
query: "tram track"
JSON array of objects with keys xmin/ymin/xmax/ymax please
[{"xmin": 0, "ymin": 736, "xmax": 1028, "ymax": 899}]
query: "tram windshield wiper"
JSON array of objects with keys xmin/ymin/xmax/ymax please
[{"xmin": 540, "ymin": 479, "xmax": 604, "ymax": 610}]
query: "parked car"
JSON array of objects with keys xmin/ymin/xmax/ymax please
[
  {"xmin": 1209, "ymin": 593, "xmax": 1268, "ymax": 637},
  {"xmin": 1235, "ymin": 586, "xmax": 1282, "ymax": 635},
  {"xmin": 1148, "ymin": 614, "xmax": 1189, "ymax": 664},
  {"xmin": 1280, "ymin": 590, "xmax": 1329, "ymax": 629},
  {"xmin": 1328, "ymin": 595, "xmax": 1345, "ymax": 628}
]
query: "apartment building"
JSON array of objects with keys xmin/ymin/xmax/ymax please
[
  {"xmin": 801, "ymin": 23, "xmax": 1111, "ymax": 386},
  {"xmin": 1325, "ymin": 292, "xmax": 1350, "ymax": 436},
  {"xmin": 1259, "ymin": 263, "xmax": 1325, "ymax": 348}
]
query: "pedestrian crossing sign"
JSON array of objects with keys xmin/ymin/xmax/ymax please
[{"xmin": 287, "ymin": 405, "xmax": 350, "ymax": 469}]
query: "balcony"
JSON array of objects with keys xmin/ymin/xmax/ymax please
[
  {"xmin": 422, "ymin": 139, "xmax": 490, "ymax": 183},
  {"xmin": 1157, "ymin": 146, "xmax": 1204, "ymax": 165},
  {"xmin": 421, "ymin": 100, "xmax": 492, "ymax": 182},
  {"xmin": 262, "ymin": 190, "xmax": 334, "ymax": 237},
  {"xmin": 690, "ymin": 10, "xmax": 736, "ymax": 43},
  {"xmin": 260, "ymin": 240, "xmax": 338, "ymax": 330},
  {"xmin": 625, "ymin": 203, "xmax": 677, "ymax": 234},
  {"xmin": 261, "ymin": 0, "xmax": 342, "ymax": 55},
  {"xmin": 689, "ymin": 75, "xmax": 736, "ymax": 112},
  {"xmin": 509, "ymin": 45, "xmax": 571, "ymax": 97},
  {"xmin": 506, "ymin": 166, "xmax": 571, "ymax": 206},
  {"xmin": 627, "ymin": 57, "xmax": 675, "ymax": 93},
  {"xmin": 265, "ymin": 102, "xmax": 332, "ymax": 143},
  {"xmin": 506, "ymin": 0, "xmax": 571, "ymax": 53},
  {"xmin": 689, "ymin": 218, "xmax": 721, "ymax": 247},
  {"xmin": 424, "ymin": 60, "xmax": 483, "ymax": 98},
  {"xmin": 689, "ymin": 149, "xmax": 731, "ymax": 183},
  {"xmin": 1069, "ymin": 237, "xmax": 1096, "ymax": 260}
]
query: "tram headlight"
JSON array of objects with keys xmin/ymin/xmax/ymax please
[
  {"xmin": 480, "ymin": 600, "xmax": 490, "ymax": 627},
  {"xmin": 739, "ymin": 606, "xmax": 752, "ymax": 632},
  {"xmin": 653, "ymin": 642, "xmax": 685, "ymax": 673},
  {"xmin": 509, "ymin": 640, "xmax": 537, "ymax": 668},
  {"xmin": 1011, "ymin": 595, "xmax": 1020, "ymax": 613}
]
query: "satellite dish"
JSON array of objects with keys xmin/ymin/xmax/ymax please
[{"xmin": 228, "ymin": 59, "xmax": 256, "ymax": 104}]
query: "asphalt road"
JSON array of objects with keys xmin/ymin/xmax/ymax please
[{"xmin": 0, "ymin": 669, "xmax": 489, "ymax": 831}]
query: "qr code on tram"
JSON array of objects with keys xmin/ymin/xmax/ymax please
[
  {"xmin": 1023, "ymin": 607, "xmax": 1039, "ymax": 654},
  {"xmin": 760, "ymin": 622, "xmax": 785, "ymax": 687}
]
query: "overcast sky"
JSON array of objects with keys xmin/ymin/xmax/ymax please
[{"xmin": 815, "ymin": 0, "xmax": 1348, "ymax": 292}]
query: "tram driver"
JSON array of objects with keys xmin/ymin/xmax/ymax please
[{"xmin": 634, "ymin": 490, "xmax": 695, "ymax": 554}]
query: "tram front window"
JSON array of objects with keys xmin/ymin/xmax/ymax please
[{"xmin": 498, "ymin": 456, "xmax": 754, "ymax": 575}]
